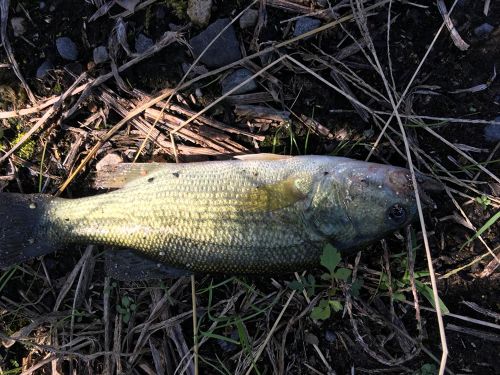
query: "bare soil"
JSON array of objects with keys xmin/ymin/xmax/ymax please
[{"xmin": 0, "ymin": 0, "xmax": 499, "ymax": 374}]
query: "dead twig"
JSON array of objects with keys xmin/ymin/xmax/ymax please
[
  {"xmin": 446, "ymin": 324, "xmax": 500, "ymax": 342},
  {"xmin": 437, "ymin": 0, "xmax": 469, "ymax": 51},
  {"xmin": 0, "ymin": 0, "xmax": 36, "ymax": 104}
]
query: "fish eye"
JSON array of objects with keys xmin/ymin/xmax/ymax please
[{"xmin": 388, "ymin": 204, "xmax": 407, "ymax": 224}]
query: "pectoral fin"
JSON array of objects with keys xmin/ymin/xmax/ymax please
[{"xmin": 240, "ymin": 175, "xmax": 313, "ymax": 212}]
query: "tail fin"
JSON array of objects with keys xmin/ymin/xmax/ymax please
[{"xmin": 0, "ymin": 193, "xmax": 57, "ymax": 269}]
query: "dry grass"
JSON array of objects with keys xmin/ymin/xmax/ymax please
[{"xmin": 1, "ymin": 0, "xmax": 499, "ymax": 374}]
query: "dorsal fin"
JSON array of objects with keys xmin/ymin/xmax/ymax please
[
  {"xmin": 93, "ymin": 163, "xmax": 167, "ymax": 189},
  {"xmin": 234, "ymin": 153, "xmax": 293, "ymax": 161}
]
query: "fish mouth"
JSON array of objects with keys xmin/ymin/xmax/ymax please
[
  {"xmin": 416, "ymin": 173, "xmax": 443, "ymax": 208},
  {"xmin": 388, "ymin": 169, "xmax": 440, "ymax": 209}
]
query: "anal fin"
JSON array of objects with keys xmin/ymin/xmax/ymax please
[{"xmin": 105, "ymin": 249, "xmax": 190, "ymax": 281}]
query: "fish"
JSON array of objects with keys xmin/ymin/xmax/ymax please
[{"xmin": 0, "ymin": 154, "xmax": 433, "ymax": 278}]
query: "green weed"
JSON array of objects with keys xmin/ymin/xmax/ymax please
[
  {"xmin": 376, "ymin": 233, "xmax": 449, "ymax": 314},
  {"xmin": 414, "ymin": 363, "xmax": 437, "ymax": 375},
  {"xmin": 289, "ymin": 244, "xmax": 357, "ymax": 321},
  {"xmin": 475, "ymin": 194, "xmax": 492, "ymax": 209},
  {"xmin": 116, "ymin": 295, "xmax": 137, "ymax": 323},
  {"xmin": 459, "ymin": 210, "xmax": 500, "ymax": 251}
]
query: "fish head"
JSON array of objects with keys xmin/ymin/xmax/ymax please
[{"xmin": 310, "ymin": 161, "xmax": 433, "ymax": 251}]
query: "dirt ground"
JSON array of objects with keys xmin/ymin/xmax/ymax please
[{"xmin": 0, "ymin": 0, "xmax": 499, "ymax": 374}]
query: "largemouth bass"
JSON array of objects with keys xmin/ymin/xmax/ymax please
[{"xmin": 0, "ymin": 155, "xmax": 431, "ymax": 277}]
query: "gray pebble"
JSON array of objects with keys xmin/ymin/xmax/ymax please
[
  {"xmin": 221, "ymin": 68, "xmax": 257, "ymax": 95},
  {"xmin": 155, "ymin": 6, "xmax": 166, "ymax": 19},
  {"xmin": 135, "ymin": 33, "xmax": 153, "ymax": 54},
  {"xmin": 56, "ymin": 37, "xmax": 78, "ymax": 60},
  {"xmin": 116, "ymin": 0, "xmax": 140, "ymax": 12},
  {"xmin": 187, "ymin": 0, "xmax": 212, "ymax": 27},
  {"xmin": 10, "ymin": 17, "xmax": 26, "ymax": 37},
  {"xmin": 239, "ymin": 9, "xmax": 258, "ymax": 29},
  {"xmin": 216, "ymin": 330, "xmax": 239, "ymax": 352},
  {"xmin": 190, "ymin": 18, "xmax": 241, "ymax": 68},
  {"xmin": 494, "ymin": 93, "xmax": 500, "ymax": 105},
  {"xmin": 484, "ymin": 117, "xmax": 500, "ymax": 142},
  {"xmin": 93, "ymin": 46, "xmax": 109, "ymax": 64},
  {"xmin": 474, "ymin": 23, "xmax": 494, "ymax": 38},
  {"xmin": 293, "ymin": 17, "xmax": 321, "ymax": 37},
  {"xmin": 325, "ymin": 330, "xmax": 337, "ymax": 343},
  {"xmin": 36, "ymin": 60, "xmax": 53, "ymax": 78}
]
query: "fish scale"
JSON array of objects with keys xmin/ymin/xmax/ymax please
[
  {"xmin": 0, "ymin": 155, "xmax": 423, "ymax": 275},
  {"xmin": 43, "ymin": 157, "xmax": 327, "ymax": 273}
]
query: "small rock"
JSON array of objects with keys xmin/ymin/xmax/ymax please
[
  {"xmin": 187, "ymin": 0, "xmax": 212, "ymax": 27},
  {"xmin": 56, "ymin": 37, "xmax": 78, "ymax": 60},
  {"xmin": 474, "ymin": 23, "xmax": 494, "ymax": 38},
  {"xmin": 155, "ymin": 6, "xmax": 166, "ymax": 20},
  {"xmin": 325, "ymin": 330, "xmax": 337, "ymax": 343},
  {"xmin": 494, "ymin": 93, "xmax": 500, "ymax": 105},
  {"xmin": 190, "ymin": 18, "xmax": 241, "ymax": 68},
  {"xmin": 96, "ymin": 153, "xmax": 124, "ymax": 171},
  {"xmin": 116, "ymin": 0, "xmax": 140, "ymax": 11},
  {"xmin": 181, "ymin": 62, "xmax": 209, "ymax": 77},
  {"xmin": 10, "ymin": 17, "xmax": 26, "ymax": 37},
  {"xmin": 135, "ymin": 33, "xmax": 153, "ymax": 54},
  {"xmin": 36, "ymin": 60, "xmax": 53, "ymax": 78},
  {"xmin": 221, "ymin": 68, "xmax": 257, "ymax": 95},
  {"xmin": 93, "ymin": 46, "xmax": 109, "ymax": 64},
  {"xmin": 216, "ymin": 330, "xmax": 239, "ymax": 352},
  {"xmin": 305, "ymin": 333, "xmax": 319, "ymax": 346},
  {"xmin": 293, "ymin": 17, "xmax": 321, "ymax": 37},
  {"xmin": 484, "ymin": 117, "xmax": 500, "ymax": 142},
  {"xmin": 239, "ymin": 9, "xmax": 258, "ymax": 29}
]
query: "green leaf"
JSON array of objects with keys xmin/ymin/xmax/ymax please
[
  {"xmin": 320, "ymin": 244, "xmax": 341, "ymax": 275},
  {"xmin": 320, "ymin": 273, "xmax": 331, "ymax": 281},
  {"xmin": 415, "ymin": 280, "xmax": 449, "ymax": 314},
  {"xmin": 121, "ymin": 296, "xmax": 131, "ymax": 308},
  {"xmin": 393, "ymin": 292, "xmax": 406, "ymax": 302},
  {"xmin": 329, "ymin": 300, "xmax": 343, "ymax": 312},
  {"xmin": 417, "ymin": 363, "xmax": 437, "ymax": 375},
  {"xmin": 310, "ymin": 299, "xmax": 331, "ymax": 320},
  {"xmin": 460, "ymin": 211, "xmax": 500, "ymax": 251},
  {"xmin": 379, "ymin": 273, "xmax": 389, "ymax": 290},
  {"xmin": 116, "ymin": 305, "xmax": 126, "ymax": 314},
  {"xmin": 350, "ymin": 279, "xmax": 363, "ymax": 297},
  {"xmin": 288, "ymin": 280, "xmax": 304, "ymax": 291},
  {"xmin": 334, "ymin": 268, "xmax": 352, "ymax": 281},
  {"xmin": 306, "ymin": 284, "xmax": 316, "ymax": 296},
  {"xmin": 123, "ymin": 312, "xmax": 131, "ymax": 324},
  {"xmin": 414, "ymin": 271, "xmax": 430, "ymax": 279}
]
